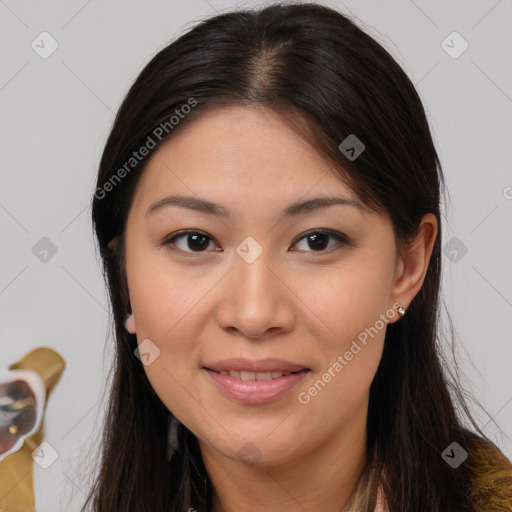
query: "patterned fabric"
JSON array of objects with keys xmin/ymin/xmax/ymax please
[
  {"xmin": 369, "ymin": 440, "xmax": 512, "ymax": 511},
  {"xmin": 468, "ymin": 440, "xmax": 512, "ymax": 512}
]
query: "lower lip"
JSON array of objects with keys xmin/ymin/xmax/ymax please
[{"xmin": 203, "ymin": 368, "xmax": 310, "ymax": 405}]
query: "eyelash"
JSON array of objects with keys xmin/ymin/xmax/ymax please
[{"xmin": 161, "ymin": 229, "xmax": 350, "ymax": 256}]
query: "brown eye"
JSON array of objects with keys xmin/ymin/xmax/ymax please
[
  {"xmin": 186, "ymin": 233, "xmax": 209, "ymax": 251},
  {"xmin": 292, "ymin": 230, "xmax": 349, "ymax": 253},
  {"xmin": 306, "ymin": 233, "xmax": 329, "ymax": 250},
  {"xmin": 163, "ymin": 231, "xmax": 220, "ymax": 253}
]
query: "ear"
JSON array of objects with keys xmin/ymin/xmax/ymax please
[
  {"xmin": 389, "ymin": 213, "xmax": 438, "ymax": 323},
  {"xmin": 125, "ymin": 313, "xmax": 137, "ymax": 334},
  {"xmin": 107, "ymin": 236, "xmax": 119, "ymax": 254}
]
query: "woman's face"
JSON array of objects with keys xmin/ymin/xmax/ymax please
[{"xmin": 124, "ymin": 106, "xmax": 405, "ymax": 466}]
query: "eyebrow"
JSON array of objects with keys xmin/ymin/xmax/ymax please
[{"xmin": 146, "ymin": 194, "xmax": 365, "ymax": 218}]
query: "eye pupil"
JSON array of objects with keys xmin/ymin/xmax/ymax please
[
  {"xmin": 308, "ymin": 233, "xmax": 328, "ymax": 250},
  {"xmin": 188, "ymin": 234, "xmax": 208, "ymax": 251}
]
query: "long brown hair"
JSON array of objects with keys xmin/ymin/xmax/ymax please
[{"xmin": 84, "ymin": 3, "xmax": 509, "ymax": 510}]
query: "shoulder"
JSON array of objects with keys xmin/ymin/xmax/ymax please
[{"xmin": 465, "ymin": 433, "xmax": 512, "ymax": 511}]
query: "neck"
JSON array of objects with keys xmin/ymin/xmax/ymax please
[{"xmin": 200, "ymin": 397, "xmax": 369, "ymax": 512}]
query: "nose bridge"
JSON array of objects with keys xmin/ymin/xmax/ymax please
[
  {"xmin": 236, "ymin": 249, "xmax": 274, "ymax": 301},
  {"xmin": 216, "ymin": 244, "xmax": 294, "ymax": 338}
]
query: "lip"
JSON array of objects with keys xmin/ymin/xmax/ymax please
[
  {"xmin": 203, "ymin": 367, "xmax": 310, "ymax": 405},
  {"xmin": 203, "ymin": 357, "xmax": 310, "ymax": 373}
]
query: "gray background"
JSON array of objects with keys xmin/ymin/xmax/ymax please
[{"xmin": 0, "ymin": 1, "xmax": 511, "ymax": 510}]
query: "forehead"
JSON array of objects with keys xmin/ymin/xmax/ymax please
[{"xmin": 132, "ymin": 106, "xmax": 358, "ymax": 209}]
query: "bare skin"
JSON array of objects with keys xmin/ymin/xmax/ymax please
[{"xmin": 123, "ymin": 106, "xmax": 437, "ymax": 511}]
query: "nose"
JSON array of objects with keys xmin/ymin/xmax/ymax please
[{"xmin": 215, "ymin": 252, "xmax": 296, "ymax": 340}]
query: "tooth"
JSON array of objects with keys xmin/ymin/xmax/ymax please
[
  {"xmin": 222, "ymin": 370, "xmax": 298, "ymax": 380},
  {"xmin": 256, "ymin": 371, "xmax": 272, "ymax": 381}
]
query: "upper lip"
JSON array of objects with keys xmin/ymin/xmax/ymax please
[{"xmin": 204, "ymin": 358, "xmax": 310, "ymax": 373}]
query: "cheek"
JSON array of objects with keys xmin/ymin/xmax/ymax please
[
  {"xmin": 294, "ymin": 260, "xmax": 391, "ymax": 414},
  {"xmin": 126, "ymin": 241, "xmax": 219, "ymax": 341},
  {"xmin": 303, "ymin": 257, "xmax": 393, "ymax": 348},
  {"xmin": 125, "ymin": 247, "xmax": 224, "ymax": 419},
  {"xmin": 127, "ymin": 274, "xmax": 209, "ymax": 428}
]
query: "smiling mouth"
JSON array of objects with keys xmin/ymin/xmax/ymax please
[{"xmin": 207, "ymin": 369, "xmax": 310, "ymax": 380}]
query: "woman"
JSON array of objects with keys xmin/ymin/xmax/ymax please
[{"xmin": 84, "ymin": 3, "xmax": 512, "ymax": 510}]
